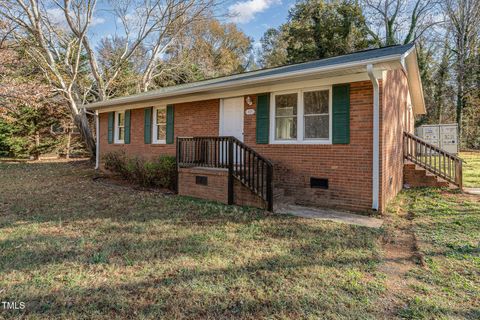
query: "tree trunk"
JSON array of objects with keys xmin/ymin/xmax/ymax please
[
  {"xmin": 34, "ymin": 131, "xmax": 40, "ymax": 160},
  {"xmin": 456, "ymin": 90, "xmax": 462, "ymax": 141},
  {"xmin": 73, "ymin": 111, "xmax": 96, "ymax": 160},
  {"xmin": 66, "ymin": 130, "xmax": 71, "ymax": 159}
]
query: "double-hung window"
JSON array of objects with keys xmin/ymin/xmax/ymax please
[
  {"xmin": 152, "ymin": 106, "xmax": 167, "ymax": 144},
  {"xmin": 274, "ymin": 93, "xmax": 298, "ymax": 140},
  {"xmin": 114, "ymin": 111, "xmax": 125, "ymax": 144},
  {"xmin": 303, "ymin": 89, "xmax": 329, "ymax": 139},
  {"xmin": 271, "ymin": 87, "xmax": 331, "ymax": 143}
]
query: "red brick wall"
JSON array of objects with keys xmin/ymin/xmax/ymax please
[
  {"xmin": 243, "ymin": 81, "xmax": 374, "ymax": 212},
  {"xmin": 379, "ymin": 70, "xmax": 410, "ymax": 211},
  {"xmin": 98, "ymin": 80, "xmax": 407, "ymax": 213},
  {"xmin": 234, "ymin": 179, "xmax": 266, "ymax": 209},
  {"xmin": 178, "ymin": 167, "xmax": 266, "ymax": 209},
  {"xmin": 99, "ymin": 99, "xmax": 220, "ymax": 160},
  {"xmin": 178, "ymin": 167, "xmax": 228, "ymax": 204}
]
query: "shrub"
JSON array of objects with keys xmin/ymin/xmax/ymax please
[
  {"xmin": 102, "ymin": 151, "xmax": 176, "ymax": 190},
  {"xmin": 149, "ymin": 155, "xmax": 176, "ymax": 189},
  {"xmin": 103, "ymin": 150, "xmax": 130, "ymax": 178}
]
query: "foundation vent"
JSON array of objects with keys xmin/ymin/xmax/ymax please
[
  {"xmin": 310, "ymin": 177, "xmax": 328, "ymax": 189},
  {"xmin": 196, "ymin": 176, "xmax": 208, "ymax": 186}
]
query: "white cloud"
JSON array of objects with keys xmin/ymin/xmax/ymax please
[
  {"xmin": 228, "ymin": 0, "xmax": 280, "ymax": 24},
  {"xmin": 91, "ymin": 17, "xmax": 106, "ymax": 27},
  {"xmin": 46, "ymin": 8, "xmax": 105, "ymax": 28},
  {"xmin": 46, "ymin": 8, "xmax": 65, "ymax": 25}
]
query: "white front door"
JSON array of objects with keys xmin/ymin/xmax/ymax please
[{"xmin": 220, "ymin": 97, "xmax": 244, "ymax": 141}]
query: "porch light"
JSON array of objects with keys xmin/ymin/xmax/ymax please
[{"xmin": 245, "ymin": 96, "xmax": 253, "ymax": 106}]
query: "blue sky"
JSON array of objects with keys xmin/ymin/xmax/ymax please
[
  {"xmin": 224, "ymin": 0, "xmax": 295, "ymax": 42},
  {"xmin": 83, "ymin": 0, "xmax": 295, "ymax": 48}
]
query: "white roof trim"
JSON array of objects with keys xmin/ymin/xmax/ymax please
[
  {"xmin": 85, "ymin": 53, "xmax": 406, "ymax": 110},
  {"xmin": 402, "ymin": 46, "xmax": 426, "ymax": 114}
]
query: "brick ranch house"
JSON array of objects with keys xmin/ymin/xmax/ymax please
[{"xmin": 86, "ymin": 43, "xmax": 463, "ymax": 214}]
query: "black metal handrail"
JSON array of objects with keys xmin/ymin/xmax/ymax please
[
  {"xmin": 177, "ymin": 136, "xmax": 273, "ymax": 211},
  {"xmin": 403, "ymin": 132, "xmax": 463, "ymax": 188}
]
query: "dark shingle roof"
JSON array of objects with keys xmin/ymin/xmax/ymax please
[
  {"xmin": 86, "ymin": 43, "xmax": 415, "ymax": 109},
  {"xmin": 148, "ymin": 43, "xmax": 414, "ymax": 93}
]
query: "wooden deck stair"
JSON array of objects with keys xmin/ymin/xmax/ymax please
[
  {"xmin": 403, "ymin": 132, "xmax": 463, "ymax": 189},
  {"xmin": 404, "ymin": 162, "xmax": 450, "ymax": 188}
]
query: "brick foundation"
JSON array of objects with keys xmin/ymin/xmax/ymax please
[{"xmin": 178, "ymin": 167, "xmax": 266, "ymax": 209}]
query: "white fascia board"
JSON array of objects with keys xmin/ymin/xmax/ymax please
[
  {"xmin": 402, "ymin": 46, "xmax": 426, "ymax": 115},
  {"xmin": 86, "ymin": 55, "xmax": 404, "ymax": 111}
]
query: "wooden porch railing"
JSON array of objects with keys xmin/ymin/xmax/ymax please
[
  {"xmin": 403, "ymin": 131, "xmax": 463, "ymax": 188},
  {"xmin": 177, "ymin": 136, "xmax": 274, "ymax": 211}
]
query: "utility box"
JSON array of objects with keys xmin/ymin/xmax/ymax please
[{"xmin": 416, "ymin": 124, "xmax": 458, "ymax": 154}]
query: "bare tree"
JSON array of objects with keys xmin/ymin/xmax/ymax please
[
  {"xmin": 0, "ymin": 0, "xmax": 98, "ymax": 154},
  {"xmin": 443, "ymin": 0, "xmax": 480, "ymax": 145},
  {"xmin": 0, "ymin": 0, "xmax": 216, "ymax": 156},
  {"xmin": 106, "ymin": 0, "xmax": 215, "ymax": 92},
  {"xmin": 361, "ymin": 0, "xmax": 441, "ymax": 45}
]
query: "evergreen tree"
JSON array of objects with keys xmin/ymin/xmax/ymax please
[{"xmin": 259, "ymin": 0, "xmax": 374, "ymax": 66}]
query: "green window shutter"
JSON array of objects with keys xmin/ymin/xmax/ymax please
[
  {"xmin": 256, "ymin": 93, "xmax": 270, "ymax": 144},
  {"xmin": 144, "ymin": 107, "xmax": 152, "ymax": 144},
  {"xmin": 124, "ymin": 110, "xmax": 131, "ymax": 144},
  {"xmin": 107, "ymin": 112, "xmax": 114, "ymax": 144},
  {"xmin": 332, "ymin": 84, "xmax": 350, "ymax": 144},
  {"xmin": 166, "ymin": 104, "xmax": 174, "ymax": 144}
]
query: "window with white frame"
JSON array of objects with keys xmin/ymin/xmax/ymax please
[
  {"xmin": 152, "ymin": 106, "xmax": 167, "ymax": 144},
  {"xmin": 114, "ymin": 111, "xmax": 125, "ymax": 144},
  {"xmin": 271, "ymin": 87, "xmax": 331, "ymax": 143},
  {"xmin": 274, "ymin": 93, "xmax": 297, "ymax": 140},
  {"xmin": 303, "ymin": 89, "xmax": 329, "ymax": 139}
]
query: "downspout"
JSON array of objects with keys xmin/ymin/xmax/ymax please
[
  {"xmin": 95, "ymin": 110, "xmax": 99, "ymax": 170},
  {"xmin": 367, "ymin": 64, "xmax": 380, "ymax": 211}
]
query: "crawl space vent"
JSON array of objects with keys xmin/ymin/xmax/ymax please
[
  {"xmin": 196, "ymin": 176, "xmax": 208, "ymax": 186},
  {"xmin": 310, "ymin": 177, "xmax": 328, "ymax": 189}
]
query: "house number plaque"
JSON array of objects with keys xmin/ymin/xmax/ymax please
[{"xmin": 245, "ymin": 109, "xmax": 255, "ymax": 115}]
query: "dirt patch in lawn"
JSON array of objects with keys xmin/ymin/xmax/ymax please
[{"xmin": 378, "ymin": 203, "xmax": 421, "ymax": 317}]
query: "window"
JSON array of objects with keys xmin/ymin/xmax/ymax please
[
  {"xmin": 271, "ymin": 87, "xmax": 331, "ymax": 144},
  {"xmin": 153, "ymin": 106, "xmax": 167, "ymax": 144},
  {"xmin": 275, "ymin": 93, "xmax": 297, "ymax": 140},
  {"xmin": 304, "ymin": 90, "xmax": 329, "ymax": 139},
  {"xmin": 114, "ymin": 111, "xmax": 125, "ymax": 144}
]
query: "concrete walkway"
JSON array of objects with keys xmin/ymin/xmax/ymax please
[
  {"xmin": 275, "ymin": 204, "xmax": 383, "ymax": 228},
  {"xmin": 464, "ymin": 188, "xmax": 480, "ymax": 196}
]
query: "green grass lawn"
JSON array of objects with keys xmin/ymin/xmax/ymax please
[
  {"xmin": 1, "ymin": 161, "xmax": 478, "ymax": 319},
  {"xmin": 389, "ymin": 188, "xmax": 480, "ymax": 319},
  {"xmin": 460, "ymin": 151, "xmax": 480, "ymax": 187},
  {"xmin": 0, "ymin": 161, "xmax": 385, "ymax": 319}
]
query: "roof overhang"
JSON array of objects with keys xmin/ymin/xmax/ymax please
[
  {"xmin": 85, "ymin": 46, "xmax": 425, "ymax": 114},
  {"xmin": 401, "ymin": 46, "xmax": 426, "ymax": 114}
]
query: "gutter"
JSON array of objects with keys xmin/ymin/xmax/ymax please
[
  {"xmin": 367, "ymin": 64, "xmax": 380, "ymax": 211},
  {"xmin": 95, "ymin": 110, "xmax": 99, "ymax": 169}
]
